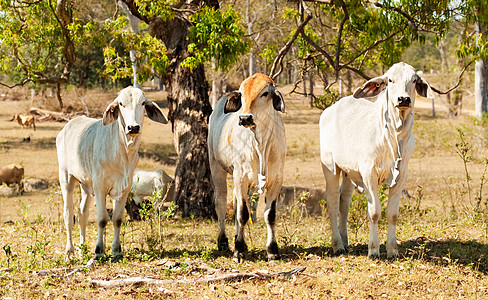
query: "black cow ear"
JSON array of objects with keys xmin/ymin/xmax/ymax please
[
  {"xmin": 224, "ymin": 91, "xmax": 242, "ymax": 113},
  {"xmin": 273, "ymin": 90, "xmax": 285, "ymax": 113},
  {"xmin": 415, "ymin": 75, "xmax": 434, "ymax": 98}
]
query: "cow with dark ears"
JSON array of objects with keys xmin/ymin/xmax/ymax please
[{"xmin": 208, "ymin": 73, "xmax": 286, "ymax": 262}]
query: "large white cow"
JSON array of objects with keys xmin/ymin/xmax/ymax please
[
  {"xmin": 56, "ymin": 86, "xmax": 167, "ymax": 260},
  {"xmin": 208, "ymin": 73, "xmax": 286, "ymax": 262},
  {"xmin": 320, "ymin": 62, "xmax": 432, "ymax": 259}
]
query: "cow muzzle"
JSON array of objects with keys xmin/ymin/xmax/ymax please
[
  {"xmin": 396, "ymin": 96, "xmax": 411, "ymax": 109},
  {"xmin": 239, "ymin": 114, "xmax": 255, "ymax": 127},
  {"xmin": 127, "ymin": 125, "xmax": 141, "ymax": 135}
]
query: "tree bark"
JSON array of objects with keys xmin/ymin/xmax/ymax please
[{"xmin": 147, "ymin": 12, "xmax": 215, "ymax": 218}]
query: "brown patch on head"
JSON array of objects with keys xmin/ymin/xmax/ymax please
[{"xmin": 240, "ymin": 73, "xmax": 274, "ymax": 114}]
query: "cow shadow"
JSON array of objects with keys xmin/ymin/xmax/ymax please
[
  {"xmin": 121, "ymin": 236, "xmax": 488, "ymax": 274},
  {"xmin": 274, "ymin": 238, "xmax": 488, "ymax": 274}
]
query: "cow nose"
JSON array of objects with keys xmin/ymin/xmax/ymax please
[
  {"xmin": 127, "ymin": 125, "xmax": 140, "ymax": 134},
  {"xmin": 239, "ymin": 115, "xmax": 255, "ymax": 127},
  {"xmin": 398, "ymin": 96, "xmax": 411, "ymax": 107}
]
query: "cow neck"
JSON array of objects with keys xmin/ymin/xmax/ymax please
[
  {"xmin": 250, "ymin": 109, "xmax": 275, "ymax": 194},
  {"xmin": 380, "ymin": 87, "xmax": 402, "ymax": 186}
]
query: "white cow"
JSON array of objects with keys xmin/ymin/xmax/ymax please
[
  {"xmin": 56, "ymin": 86, "xmax": 167, "ymax": 260},
  {"xmin": 208, "ymin": 73, "xmax": 286, "ymax": 262},
  {"xmin": 320, "ymin": 62, "xmax": 432, "ymax": 259},
  {"xmin": 131, "ymin": 169, "xmax": 175, "ymax": 205}
]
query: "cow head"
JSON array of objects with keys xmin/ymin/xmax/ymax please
[
  {"xmin": 224, "ymin": 73, "xmax": 285, "ymax": 128},
  {"xmin": 102, "ymin": 86, "xmax": 168, "ymax": 136},
  {"xmin": 353, "ymin": 62, "xmax": 433, "ymax": 116}
]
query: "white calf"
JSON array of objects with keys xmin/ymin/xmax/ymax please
[
  {"xmin": 132, "ymin": 169, "xmax": 175, "ymax": 205},
  {"xmin": 56, "ymin": 86, "xmax": 167, "ymax": 260},
  {"xmin": 320, "ymin": 62, "xmax": 432, "ymax": 259}
]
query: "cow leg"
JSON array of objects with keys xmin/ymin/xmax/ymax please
[
  {"xmin": 264, "ymin": 181, "xmax": 281, "ymax": 261},
  {"xmin": 233, "ymin": 180, "xmax": 249, "ymax": 263},
  {"xmin": 322, "ymin": 163, "xmax": 344, "ymax": 255},
  {"xmin": 60, "ymin": 172, "xmax": 77, "ymax": 255},
  {"xmin": 339, "ymin": 175, "xmax": 354, "ymax": 250},
  {"xmin": 211, "ymin": 163, "xmax": 229, "ymax": 252},
  {"xmin": 363, "ymin": 174, "xmax": 381, "ymax": 259},
  {"xmin": 111, "ymin": 191, "xmax": 128, "ymax": 261},
  {"xmin": 79, "ymin": 185, "xmax": 93, "ymax": 246},
  {"xmin": 386, "ymin": 172, "xmax": 407, "ymax": 259},
  {"xmin": 93, "ymin": 189, "xmax": 110, "ymax": 260}
]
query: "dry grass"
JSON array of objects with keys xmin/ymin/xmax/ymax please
[{"xmin": 1, "ymin": 84, "xmax": 488, "ymax": 298}]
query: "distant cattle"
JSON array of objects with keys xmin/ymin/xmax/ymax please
[
  {"xmin": 56, "ymin": 86, "xmax": 168, "ymax": 260},
  {"xmin": 125, "ymin": 169, "xmax": 175, "ymax": 221},
  {"xmin": 13, "ymin": 114, "xmax": 36, "ymax": 130},
  {"xmin": 320, "ymin": 62, "xmax": 432, "ymax": 259},
  {"xmin": 208, "ymin": 73, "xmax": 286, "ymax": 262},
  {"xmin": 0, "ymin": 163, "xmax": 24, "ymax": 191}
]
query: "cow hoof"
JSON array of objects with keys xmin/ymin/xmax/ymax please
[
  {"xmin": 217, "ymin": 236, "xmax": 230, "ymax": 252},
  {"xmin": 368, "ymin": 253, "xmax": 380, "ymax": 260},
  {"xmin": 332, "ymin": 248, "xmax": 346, "ymax": 256},
  {"xmin": 267, "ymin": 253, "xmax": 280, "ymax": 262},
  {"xmin": 387, "ymin": 251, "xmax": 399, "ymax": 260},
  {"xmin": 233, "ymin": 251, "xmax": 245, "ymax": 263},
  {"xmin": 94, "ymin": 253, "xmax": 106, "ymax": 261},
  {"xmin": 112, "ymin": 252, "xmax": 123, "ymax": 262},
  {"xmin": 267, "ymin": 242, "xmax": 280, "ymax": 261},
  {"xmin": 66, "ymin": 244, "xmax": 75, "ymax": 255}
]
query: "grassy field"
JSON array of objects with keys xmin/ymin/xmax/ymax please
[{"xmin": 1, "ymin": 84, "xmax": 488, "ymax": 298}]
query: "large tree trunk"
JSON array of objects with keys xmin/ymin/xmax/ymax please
[
  {"xmin": 117, "ymin": 0, "xmax": 218, "ymax": 218},
  {"xmin": 148, "ymin": 15, "xmax": 215, "ymax": 218}
]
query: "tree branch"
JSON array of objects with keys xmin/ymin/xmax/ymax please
[
  {"xmin": 334, "ymin": 0, "xmax": 349, "ymax": 78},
  {"xmin": 119, "ymin": 0, "xmax": 150, "ymax": 24},
  {"xmin": 269, "ymin": 11, "xmax": 312, "ymax": 80},
  {"xmin": 430, "ymin": 60, "xmax": 474, "ymax": 95}
]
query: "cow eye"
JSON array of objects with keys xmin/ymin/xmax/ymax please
[
  {"xmin": 262, "ymin": 92, "xmax": 269, "ymax": 97},
  {"xmin": 119, "ymin": 102, "xmax": 124, "ymax": 107}
]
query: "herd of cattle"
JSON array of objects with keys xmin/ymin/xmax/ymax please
[{"xmin": 2, "ymin": 62, "xmax": 433, "ymax": 262}]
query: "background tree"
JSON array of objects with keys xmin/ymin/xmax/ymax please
[
  {"xmin": 0, "ymin": 0, "xmax": 79, "ymax": 108},
  {"xmin": 119, "ymin": 0, "xmax": 248, "ymax": 218}
]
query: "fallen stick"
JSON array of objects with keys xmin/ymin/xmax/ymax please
[
  {"xmin": 89, "ymin": 266, "xmax": 306, "ymax": 288},
  {"xmin": 33, "ymin": 258, "xmax": 95, "ymax": 278}
]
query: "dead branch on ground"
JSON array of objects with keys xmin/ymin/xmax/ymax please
[
  {"xmin": 33, "ymin": 258, "xmax": 95, "ymax": 279},
  {"xmin": 90, "ymin": 266, "xmax": 307, "ymax": 288},
  {"xmin": 29, "ymin": 107, "xmax": 71, "ymax": 122}
]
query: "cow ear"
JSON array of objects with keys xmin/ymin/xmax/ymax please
[
  {"xmin": 145, "ymin": 100, "xmax": 168, "ymax": 124},
  {"xmin": 353, "ymin": 76, "xmax": 387, "ymax": 99},
  {"xmin": 224, "ymin": 91, "xmax": 242, "ymax": 113},
  {"xmin": 102, "ymin": 99, "xmax": 119, "ymax": 126},
  {"xmin": 273, "ymin": 90, "xmax": 285, "ymax": 113},
  {"xmin": 415, "ymin": 76, "xmax": 434, "ymax": 99}
]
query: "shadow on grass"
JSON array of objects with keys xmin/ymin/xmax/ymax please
[
  {"xmin": 277, "ymin": 238, "xmax": 488, "ymax": 274},
  {"xmin": 0, "ymin": 136, "xmax": 56, "ymax": 151}
]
